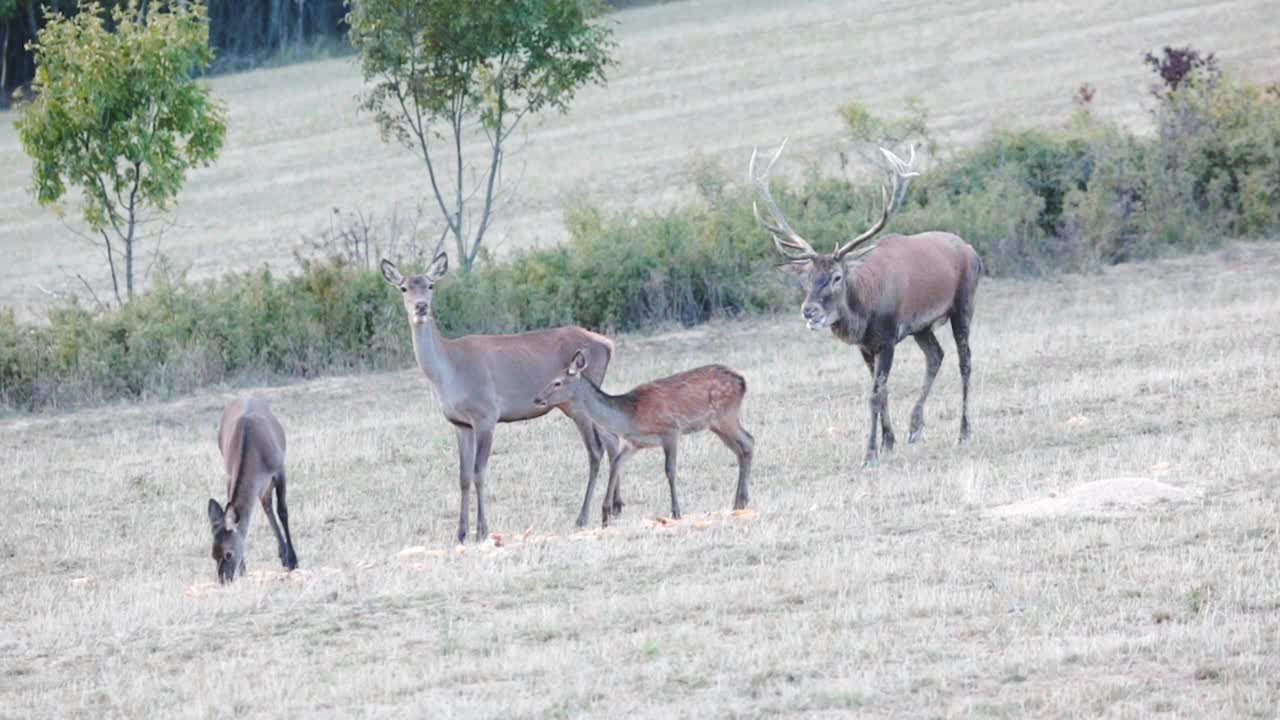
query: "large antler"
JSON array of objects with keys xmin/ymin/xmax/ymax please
[
  {"xmin": 833, "ymin": 145, "xmax": 920, "ymax": 260},
  {"xmin": 749, "ymin": 137, "xmax": 818, "ymax": 262}
]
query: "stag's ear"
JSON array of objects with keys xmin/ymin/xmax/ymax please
[
  {"xmin": 568, "ymin": 349, "xmax": 589, "ymax": 376},
  {"xmin": 380, "ymin": 259, "xmax": 403, "ymax": 286},
  {"xmin": 427, "ymin": 252, "xmax": 449, "ymax": 281},
  {"xmin": 207, "ymin": 499, "xmax": 225, "ymax": 533}
]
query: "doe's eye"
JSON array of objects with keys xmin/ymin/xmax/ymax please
[
  {"xmin": 427, "ymin": 283, "xmax": 434, "ymax": 290},
  {"xmin": 398, "ymin": 286, "xmax": 407, "ymax": 293}
]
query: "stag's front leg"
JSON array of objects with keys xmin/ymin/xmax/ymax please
[
  {"xmin": 864, "ymin": 345, "xmax": 895, "ymax": 468},
  {"xmin": 861, "ymin": 350, "xmax": 895, "ymax": 453},
  {"xmin": 454, "ymin": 426, "xmax": 477, "ymax": 544}
]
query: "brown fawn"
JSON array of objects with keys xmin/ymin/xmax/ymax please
[
  {"xmin": 206, "ymin": 397, "xmax": 297, "ymax": 583},
  {"xmin": 534, "ymin": 351, "xmax": 753, "ymax": 526}
]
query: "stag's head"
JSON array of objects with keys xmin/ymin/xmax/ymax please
[
  {"xmin": 533, "ymin": 350, "xmax": 590, "ymax": 408},
  {"xmin": 207, "ymin": 499, "xmax": 245, "ymax": 584},
  {"xmin": 381, "ymin": 253, "xmax": 449, "ymax": 326},
  {"xmin": 749, "ymin": 139, "xmax": 918, "ymax": 330}
]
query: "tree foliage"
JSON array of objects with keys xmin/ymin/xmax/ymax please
[
  {"xmin": 15, "ymin": 0, "xmax": 226, "ymax": 303},
  {"xmin": 346, "ymin": 0, "xmax": 615, "ymax": 271}
]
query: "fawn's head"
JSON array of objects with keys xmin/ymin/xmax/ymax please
[
  {"xmin": 533, "ymin": 350, "xmax": 590, "ymax": 408},
  {"xmin": 381, "ymin": 253, "xmax": 449, "ymax": 326},
  {"xmin": 207, "ymin": 499, "xmax": 245, "ymax": 584}
]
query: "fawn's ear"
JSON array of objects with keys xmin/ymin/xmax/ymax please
[
  {"xmin": 207, "ymin": 499, "xmax": 225, "ymax": 533},
  {"xmin": 380, "ymin": 259, "xmax": 403, "ymax": 286},
  {"xmin": 427, "ymin": 252, "xmax": 449, "ymax": 281},
  {"xmin": 568, "ymin": 349, "xmax": 589, "ymax": 375}
]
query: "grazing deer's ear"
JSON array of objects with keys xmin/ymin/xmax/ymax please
[
  {"xmin": 207, "ymin": 499, "xmax": 224, "ymax": 532},
  {"xmin": 569, "ymin": 349, "xmax": 589, "ymax": 375},
  {"xmin": 427, "ymin": 252, "xmax": 449, "ymax": 281},
  {"xmin": 380, "ymin": 259, "xmax": 403, "ymax": 286},
  {"xmin": 224, "ymin": 506, "xmax": 239, "ymax": 531}
]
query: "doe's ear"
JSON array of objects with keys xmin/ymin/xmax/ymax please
[
  {"xmin": 427, "ymin": 251, "xmax": 449, "ymax": 281},
  {"xmin": 207, "ymin": 499, "xmax": 225, "ymax": 532},
  {"xmin": 568, "ymin": 349, "xmax": 589, "ymax": 375},
  {"xmin": 380, "ymin": 259, "xmax": 403, "ymax": 286}
]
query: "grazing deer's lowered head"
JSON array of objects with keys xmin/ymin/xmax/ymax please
[
  {"xmin": 750, "ymin": 139, "xmax": 982, "ymax": 468},
  {"xmin": 207, "ymin": 499, "xmax": 244, "ymax": 584}
]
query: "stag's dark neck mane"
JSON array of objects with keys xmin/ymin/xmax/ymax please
[{"xmin": 829, "ymin": 256, "xmax": 885, "ymax": 345}]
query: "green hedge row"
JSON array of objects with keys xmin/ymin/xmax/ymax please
[{"xmin": 3, "ymin": 65, "xmax": 1278, "ymax": 412}]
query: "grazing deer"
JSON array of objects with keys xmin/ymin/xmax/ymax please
[
  {"xmin": 749, "ymin": 139, "xmax": 982, "ymax": 468},
  {"xmin": 381, "ymin": 253, "xmax": 623, "ymax": 542},
  {"xmin": 533, "ymin": 351, "xmax": 753, "ymax": 526},
  {"xmin": 206, "ymin": 397, "xmax": 297, "ymax": 584}
]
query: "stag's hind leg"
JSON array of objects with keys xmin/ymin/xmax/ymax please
[
  {"xmin": 861, "ymin": 350, "xmax": 895, "ymax": 452},
  {"xmin": 711, "ymin": 419, "xmax": 753, "ymax": 510},
  {"xmin": 909, "ymin": 330, "xmax": 945, "ymax": 444}
]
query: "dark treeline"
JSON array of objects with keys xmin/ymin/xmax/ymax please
[
  {"xmin": 1, "ymin": 1, "xmax": 348, "ymax": 104},
  {"xmin": 0, "ymin": 0, "xmax": 669, "ymax": 107}
]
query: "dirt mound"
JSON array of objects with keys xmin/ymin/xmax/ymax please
[{"xmin": 988, "ymin": 476, "xmax": 1201, "ymax": 519}]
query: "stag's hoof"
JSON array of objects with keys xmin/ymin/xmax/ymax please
[
  {"xmin": 456, "ymin": 528, "xmax": 469, "ymax": 544},
  {"xmin": 283, "ymin": 550, "xmax": 298, "ymax": 571},
  {"xmin": 862, "ymin": 455, "xmax": 880, "ymax": 470},
  {"xmin": 909, "ymin": 429, "xmax": 924, "ymax": 444}
]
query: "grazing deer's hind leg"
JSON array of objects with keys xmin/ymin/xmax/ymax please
[
  {"xmin": 260, "ymin": 488, "xmax": 289, "ymax": 568},
  {"xmin": 910, "ymin": 330, "xmax": 944, "ymax": 444},
  {"xmin": 472, "ymin": 424, "xmax": 496, "ymax": 541},
  {"xmin": 864, "ymin": 345, "xmax": 895, "ymax": 468},
  {"xmin": 274, "ymin": 472, "xmax": 298, "ymax": 569},
  {"xmin": 661, "ymin": 436, "xmax": 682, "ymax": 519},
  {"xmin": 454, "ymin": 427, "xmax": 477, "ymax": 544},
  {"xmin": 712, "ymin": 422, "xmax": 754, "ymax": 510}
]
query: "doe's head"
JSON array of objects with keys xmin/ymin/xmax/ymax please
[
  {"xmin": 533, "ymin": 350, "xmax": 590, "ymax": 408},
  {"xmin": 207, "ymin": 499, "xmax": 244, "ymax": 584},
  {"xmin": 380, "ymin": 253, "xmax": 449, "ymax": 326}
]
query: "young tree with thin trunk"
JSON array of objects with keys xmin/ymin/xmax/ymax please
[
  {"xmin": 15, "ymin": 0, "xmax": 226, "ymax": 304},
  {"xmin": 346, "ymin": 0, "xmax": 615, "ymax": 272}
]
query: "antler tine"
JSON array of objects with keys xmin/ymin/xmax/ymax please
[
  {"xmin": 834, "ymin": 144, "xmax": 920, "ymax": 260},
  {"xmin": 749, "ymin": 137, "xmax": 817, "ymax": 260}
]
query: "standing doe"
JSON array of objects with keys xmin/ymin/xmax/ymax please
[
  {"xmin": 381, "ymin": 253, "xmax": 624, "ymax": 542},
  {"xmin": 749, "ymin": 139, "xmax": 982, "ymax": 468},
  {"xmin": 533, "ymin": 351, "xmax": 753, "ymax": 526},
  {"xmin": 206, "ymin": 397, "xmax": 297, "ymax": 584}
]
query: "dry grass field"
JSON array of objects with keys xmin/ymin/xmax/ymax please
[
  {"xmin": 1, "ymin": 0, "xmax": 1278, "ymax": 316},
  {"xmin": 2, "ymin": 241, "xmax": 1278, "ymax": 717}
]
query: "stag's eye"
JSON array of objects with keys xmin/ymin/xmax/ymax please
[
  {"xmin": 399, "ymin": 285, "xmax": 407, "ymax": 293},
  {"xmin": 427, "ymin": 283, "xmax": 434, "ymax": 290},
  {"xmin": 831, "ymin": 273, "xmax": 843, "ymax": 285},
  {"xmin": 553, "ymin": 380, "xmax": 562, "ymax": 387}
]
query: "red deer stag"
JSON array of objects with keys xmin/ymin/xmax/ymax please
[
  {"xmin": 749, "ymin": 139, "xmax": 982, "ymax": 468},
  {"xmin": 381, "ymin": 253, "xmax": 623, "ymax": 542},
  {"xmin": 533, "ymin": 351, "xmax": 753, "ymax": 526},
  {"xmin": 206, "ymin": 396, "xmax": 297, "ymax": 584}
]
